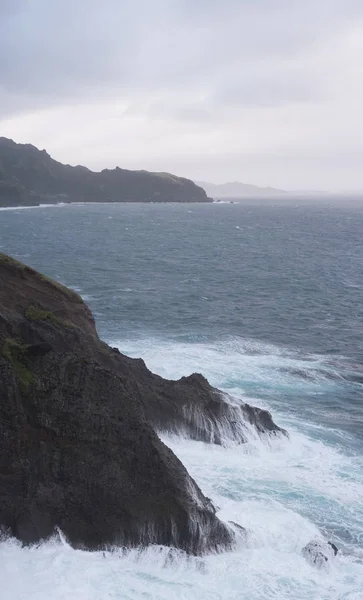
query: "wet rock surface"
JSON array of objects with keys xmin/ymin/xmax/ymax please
[
  {"xmin": 133, "ymin": 370, "xmax": 287, "ymax": 444},
  {"xmin": 0, "ymin": 253, "xmax": 285, "ymax": 553},
  {"xmin": 0, "ymin": 254, "xmax": 231, "ymax": 554},
  {"xmin": 302, "ymin": 539, "xmax": 338, "ymax": 568}
]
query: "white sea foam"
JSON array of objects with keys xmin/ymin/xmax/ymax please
[
  {"xmin": 0, "ymin": 203, "xmax": 66, "ymax": 212},
  {"xmin": 0, "ymin": 205, "xmax": 38, "ymax": 211},
  {"xmin": 1, "ymin": 429, "xmax": 362, "ymax": 600},
  {"xmin": 0, "ymin": 534, "xmax": 358, "ymax": 600},
  {"xmin": 163, "ymin": 433, "xmax": 363, "ymax": 552},
  {"xmin": 113, "ymin": 336, "xmax": 342, "ymax": 392},
  {"xmin": 1, "ymin": 336, "xmax": 362, "ymax": 599}
]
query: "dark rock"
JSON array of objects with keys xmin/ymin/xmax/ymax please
[
  {"xmin": 0, "ymin": 137, "xmax": 212, "ymax": 206},
  {"xmin": 26, "ymin": 342, "xmax": 53, "ymax": 357},
  {"xmin": 0, "ymin": 253, "xmax": 233, "ymax": 554},
  {"xmin": 302, "ymin": 539, "xmax": 338, "ymax": 568},
  {"xmin": 328, "ymin": 541, "xmax": 338, "ymax": 556},
  {"xmin": 128, "ymin": 370, "xmax": 287, "ymax": 444},
  {"xmin": 228, "ymin": 521, "xmax": 247, "ymax": 535},
  {"xmin": 0, "ymin": 312, "xmax": 8, "ymax": 324},
  {"xmin": 0, "ymin": 253, "xmax": 286, "ymax": 552}
]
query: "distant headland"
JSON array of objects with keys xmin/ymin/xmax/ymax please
[{"xmin": 0, "ymin": 137, "xmax": 212, "ymax": 207}]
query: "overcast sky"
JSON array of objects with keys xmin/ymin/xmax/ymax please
[{"xmin": 1, "ymin": 0, "xmax": 363, "ymax": 191}]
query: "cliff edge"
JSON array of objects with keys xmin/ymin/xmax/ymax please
[
  {"xmin": 0, "ymin": 254, "xmax": 229, "ymax": 553},
  {"xmin": 0, "ymin": 254, "xmax": 285, "ymax": 553}
]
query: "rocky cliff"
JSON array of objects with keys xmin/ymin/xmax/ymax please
[
  {"xmin": 120, "ymin": 366, "xmax": 287, "ymax": 445},
  {"xmin": 0, "ymin": 138, "xmax": 211, "ymax": 206},
  {"xmin": 0, "ymin": 254, "xmax": 285, "ymax": 553}
]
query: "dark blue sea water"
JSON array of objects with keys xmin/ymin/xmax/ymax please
[{"xmin": 1, "ymin": 201, "xmax": 363, "ymax": 599}]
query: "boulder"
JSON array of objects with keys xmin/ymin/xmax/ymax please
[{"xmin": 302, "ymin": 539, "xmax": 338, "ymax": 568}]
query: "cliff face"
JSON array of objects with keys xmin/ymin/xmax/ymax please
[
  {"xmin": 0, "ymin": 254, "xmax": 230, "ymax": 553},
  {"xmin": 0, "ymin": 254, "xmax": 285, "ymax": 553},
  {"xmin": 0, "ymin": 138, "xmax": 212, "ymax": 206},
  {"xmin": 121, "ymin": 366, "xmax": 287, "ymax": 445}
]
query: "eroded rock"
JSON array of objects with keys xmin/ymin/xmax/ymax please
[
  {"xmin": 0, "ymin": 253, "xmax": 233, "ymax": 554},
  {"xmin": 128, "ymin": 369, "xmax": 287, "ymax": 445},
  {"xmin": 302, "ymin": 539, "xmax": 338, "ymax": 568}
]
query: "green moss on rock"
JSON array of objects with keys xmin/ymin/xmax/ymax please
[
  {"xmin": 0, "ymin": 253, "xmax": 83, "ymax": 304},
  {"xmin": 1, "ymin": 338, "xmax": 34, "ymax": 393},
  {"xmin": 25, "ymin": 305, "xmax": 59, "ymax": 325},
  {"xmin": 25, "ymin": 305, "xmax": 77, "ymax": 329},
  {"xmin": 38, "ymin": 273, "xmax": 83, "ymax": 303},
  {"xmin": 0, "ymin": 254, "xmax": 28, "ymax": 272}
]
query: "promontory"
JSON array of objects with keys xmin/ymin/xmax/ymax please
[
  {"xmin": 0, "ymin": 253, "xmax": 285, "ymax": 554},
  {"xmin": 0, "ymin": 137, "xmax": 212, "ymax": 207}
]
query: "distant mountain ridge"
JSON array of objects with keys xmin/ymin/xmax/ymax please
[
  {"xmin": 196, "ymin": 180, "xmax": 285, "ymax": 198},
  {"xmin": 0, "ymin": 138, "xmax": 211, "ymax": 206}
]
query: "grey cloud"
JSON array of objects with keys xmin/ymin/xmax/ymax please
[
  {"xmin": 147, "ymin": 103, "xmax": 212, "ymax": 123},
  {"xmin": 1, "ymin": 2, "xmax": 133, "ymax": 90},
  {"xmin": 1, "ymin": 0, "xmax": 363, "ymax": 191},
  {"xmin": 1, "ymin": 0, "xmax": 363, "ymax": 120},
  {"xmin": 211, "ymin": 61, "xmax": 321, "ymax": 109},
  {"xmin": 0, "ymin": 0, "xmax": 27, "ymax": 17}
]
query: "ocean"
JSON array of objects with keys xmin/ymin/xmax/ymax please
[{"xmin": 0, "ymin": 200, "xmax": 362, "ymax": 599}]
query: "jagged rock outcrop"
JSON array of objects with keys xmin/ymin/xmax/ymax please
[
  {"xmin": 0, "ymin": 137, "xmax": 212, "ymax": 206},
  {"xmin": 0, "ymin": 254, "xmax": 231, "ymax": 554},
  {"xmin": 0, "ymin": 254, "xmax": 285, "ymax": 552},
  {"xmin": 115, "ymin": 360, "xmax": 287, "ymax": 444}
]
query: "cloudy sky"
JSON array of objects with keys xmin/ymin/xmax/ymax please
[{"xmin": 1, "ymin": 0, "xmax": 363, "ymax": 191}]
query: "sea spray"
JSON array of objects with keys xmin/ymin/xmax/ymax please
[{"xmin": 1, "ymin": 201, "xmax": 363, "ymax": 599}]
